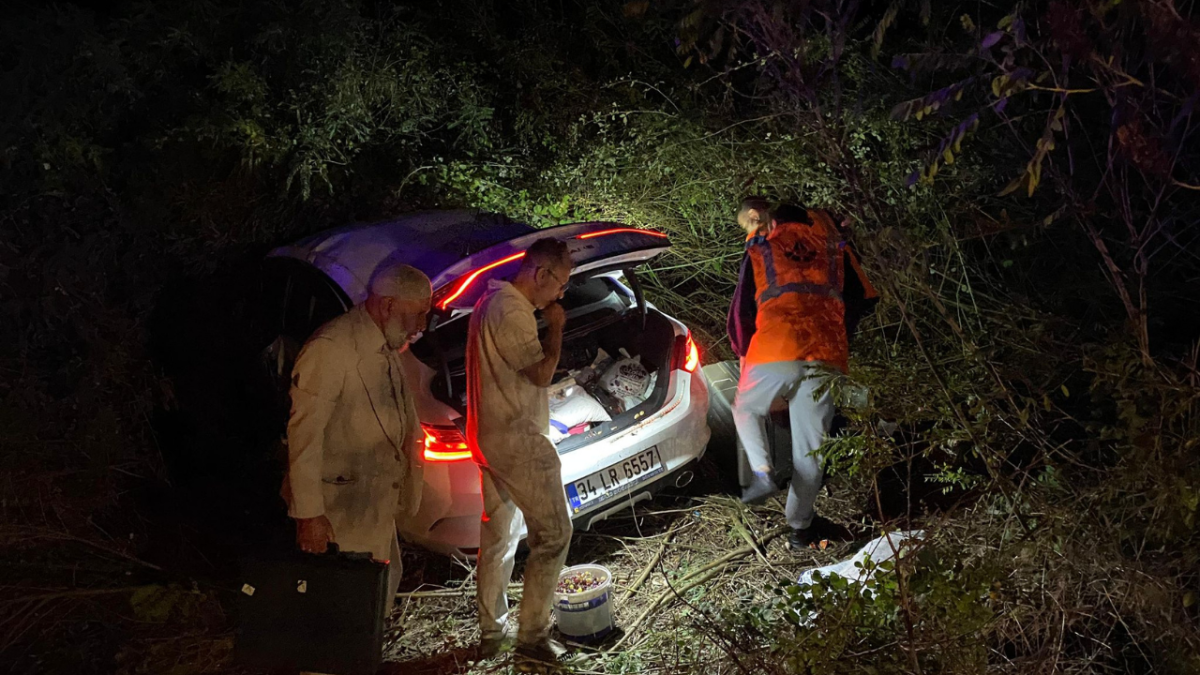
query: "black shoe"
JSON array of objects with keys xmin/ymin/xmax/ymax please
[
  {"xmin": 788, "ymin": 515, "xmax": 845, "ymax": 551},
  {"xmin": 740, "ymin": 473, "xmax": 776, "ymax": 505},
  {"xmin": 515, "ymin": 638, "xmax": 569, "ymax": 666},
  {"xmin": 788, "ymin": 526, "xmax": 821, "ymax": 550},
  {"xmin": 476, "ymin": 635, "xmax": 509, "ymax": 660}
]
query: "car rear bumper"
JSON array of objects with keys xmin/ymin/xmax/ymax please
[
  {"xmin": 561, "ymin": 369, "xmax": 710, "ymax": 525},
  {"xmin": 572, "ymin": 454, "xmax": 703, "ymax": 530},
  {"xmin": 400, "ymin": 369, "xmax": 711, "ymax": 558}
]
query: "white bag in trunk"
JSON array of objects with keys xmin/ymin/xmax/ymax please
[
  {"xmin": 599, "ymin": 356, "xmax": 651, "ymax": 400},
  {"xmin": 548, "ymin": 385, "xmax": 612, "ymax": 442}
]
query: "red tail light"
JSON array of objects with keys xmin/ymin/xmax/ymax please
[
  {"xmin": 684, "ymin": 334, "xmax": 700, "ymax": 373},
  {"xmin": 673, "ymin": 331, "xmax": 701, "ymax": 373},
  {"xmin": 436, "ymin": 251, "xmax": 526, "ymax": 310},
  {"xmin": 577, "ymin": 227, "xmax": 669, "ymax": 240},
  {"xmin": 422, "ymin": 424, "xmax": 473, "ymax": 462},
  {"xmin": 433, "ymin": 227, "xmax": 668, "ymax": 311}
]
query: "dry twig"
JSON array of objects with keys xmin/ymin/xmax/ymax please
[{"xmin": 607, "ymin": 525, "xmax": 790, "ymax": 653}]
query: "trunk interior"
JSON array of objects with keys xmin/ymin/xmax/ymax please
[{"xmin": 412, "ymin": 275, "xmax": 678, "ymax": 455}]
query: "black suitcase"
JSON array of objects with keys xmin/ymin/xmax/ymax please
[{"xmin": 237, "ymin": 544, "xmax": 390, "ymax": 675}]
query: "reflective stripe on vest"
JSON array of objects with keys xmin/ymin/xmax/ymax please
[{"xmin": 747, "ymin": 219, "xmax": 845, "ymax": 304}]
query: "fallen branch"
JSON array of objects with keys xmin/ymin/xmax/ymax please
[
  {"xmin": 731, "ymin": 515, "xmax": 774, "ymax": 571},
  {"xmin": 607, "ymin": 525, "xmax": 789, "ymax": 653},
  {"xmin": 396, "ymin": 582, "xmax": 522, "ymax": 599},
  {"xmin": 618, "ymin": 520, "xmax": 682, "ymax": 605},
  {"xmin": 2, "ymin": 528, "xmax": 164, "ymax": 572},
  {"xmin": 609, "ymin": 564, "xmax": 729, "ymax": 654},
  {"xmin": 737, "ymin": 527, "xmax": 769, "ymax": 567},
  {"xmin": 680, "ymin": 525, "xmax": 789, "ymax": 582},
  {"xmin": 0, "ymin": 586, "xmax": 146, "ymax": 604}
]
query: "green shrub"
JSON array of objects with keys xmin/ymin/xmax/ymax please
[{"xmin": 731, "ymin": 541, "xmax": 994, "ymax": 674}]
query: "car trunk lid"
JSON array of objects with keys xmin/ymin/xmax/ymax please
[{"xmin": 430, "ymin": 223, "xmax": 671, "ymax": 312}]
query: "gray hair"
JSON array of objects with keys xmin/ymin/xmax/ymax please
[{"xmin": 368, "ymin": 263, "xmax": 431, "ymax": 300}]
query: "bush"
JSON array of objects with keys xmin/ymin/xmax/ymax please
[
  {"xmin": 1, "ymin": 1, "xmax": 1198, "ymax": 672},
  {"xmin": 730, "ymin": 539, "xmax": 994, "ymax": 674}
]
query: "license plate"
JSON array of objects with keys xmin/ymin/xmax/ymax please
[{"xmin": 565, "ymin": 446, "xmax": 664, "ymax": 513}]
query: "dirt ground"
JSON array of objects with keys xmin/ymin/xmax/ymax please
[
  {"xmin": 0, "ymin": 452, "xmax": 879, "ymax": 675},
  {"xmin": 378, "ymin": 469, "xmax": 872, "ymax": 675}
]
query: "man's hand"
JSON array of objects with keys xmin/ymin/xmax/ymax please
[
  {"xmin": 522, "ymin": 303, "xmax": 567, "ymax": 387},
  {"xmin": 542, "ymin": 302, "xmax": 566, "ymax": 331},
  {"xmin": 296, "ymin": 515, "xmax": 335, "ymax": 553}
]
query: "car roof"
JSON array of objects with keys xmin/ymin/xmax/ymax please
[{"xmin": 267, "ymin": 210, "xmax": 536, "ymax": 304}]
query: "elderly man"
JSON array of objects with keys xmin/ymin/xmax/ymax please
[
  {"xmin": 467, "ymin": 238, "xmax": 574, "ymax": 663},
  {"xmin": 284, "ymin": 262, "xmax": 430, "ymax": 601}
]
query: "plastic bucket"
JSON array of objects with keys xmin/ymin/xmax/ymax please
[{"xmin": 553, "ymin": 564, "xmax": 615, "ymax": 642}]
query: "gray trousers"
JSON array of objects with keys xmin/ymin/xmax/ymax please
[
  {"xmin": 733, "ymin": 360, "xmax": 834, "ymax": 530},
  {"xmin": 477, "ymin": 453, "xmax": 573, "ymax": 644}
]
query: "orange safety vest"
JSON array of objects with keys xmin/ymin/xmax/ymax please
[{"xmin": 743, "ymin": 209, "xmax": 875, "ymax": 371}]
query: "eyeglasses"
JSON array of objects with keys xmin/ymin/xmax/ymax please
[{"xmin": 539, "ymin": 266, "xmax": 570, "ymax": 293}]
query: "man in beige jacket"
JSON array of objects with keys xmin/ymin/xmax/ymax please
[{"xmin": 284, "ymin": 263, "xmax": 430, "ymax": 601}]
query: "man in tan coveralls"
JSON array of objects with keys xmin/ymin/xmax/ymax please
[
  {"xmin": 467, "ymin": 238, "xmax": 573, "ymax": 663},
  {"xmin": 284, "ymin": 263, "xmax": 431, "ymax": 603}
]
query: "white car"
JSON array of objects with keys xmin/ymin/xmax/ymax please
[{"xmin": 261, "ymin": 210, "xmax": 711, "ymax": 556}]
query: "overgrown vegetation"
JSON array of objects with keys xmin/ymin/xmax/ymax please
[{"xmin": 2, "ymin": 1, "xmax": 1198, "ymax": 673}]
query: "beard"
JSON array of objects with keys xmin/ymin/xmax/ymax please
[{"xmin": 383, "ymin": 323, "xmax": 410, "ymax": 352}]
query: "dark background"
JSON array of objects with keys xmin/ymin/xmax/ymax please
[{"xmin": 2, "ymin": 1, "xmax": 1199, "ymax": 673}]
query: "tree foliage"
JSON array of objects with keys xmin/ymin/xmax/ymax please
[{"xmin": 1, "ymin": 1, "xmax": 1198, "ymax": 673}]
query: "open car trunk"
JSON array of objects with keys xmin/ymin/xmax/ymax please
[{"xmin": 410, "ymin": 273, "xmax": 678, "ymax": 455}]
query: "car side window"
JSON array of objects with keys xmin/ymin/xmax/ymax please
[
  {"xmin": 274, "ymin": 262, "xmax": 348, "ymax": 342},
  {"xmin": 257, "ymin": 261, "xmax": 349, "ymax": 428}
]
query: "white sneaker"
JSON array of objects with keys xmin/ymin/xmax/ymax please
[{"xmin": 741, "ymin": 472, "xmax": 776, "ymax": 505}]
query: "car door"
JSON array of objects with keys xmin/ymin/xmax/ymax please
[{"xmin": 257, "ymin": 258, "xmax": 351, "ymax": 429}]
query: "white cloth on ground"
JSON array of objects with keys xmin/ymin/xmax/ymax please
[
  {"xmin": 784, "ymin": 531, "xmax": 925, "ymax": 628},
  {"xmin": 796, "ymin": 530, "xmax": 925, "ymax": 587}
]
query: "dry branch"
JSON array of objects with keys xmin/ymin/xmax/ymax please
[
  {"xmin": 1, "ymin": 586, "xmax": 145, "ymax": 604},
  {"xmin": 619, "ymin": 520, "xmax": 682, "ymax": 605},
  {"xmin": 607, "ymin": 525, "xmax": 790, "ymax": 653},
  {"xmin": 396, "ymin": 582, "xmax": 522, "ymax": 600}
]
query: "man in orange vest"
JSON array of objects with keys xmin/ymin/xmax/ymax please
[{"xmin": 726, "ymin": 197, "xmax": 877, "ymax": 549}]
